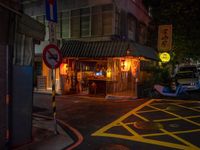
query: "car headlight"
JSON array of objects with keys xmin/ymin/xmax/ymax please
[{"xmin": 190, "ymin": 82, "xmax": 195, "ymax": 86}]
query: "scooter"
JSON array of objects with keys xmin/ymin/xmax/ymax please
[{"xmin": 151, "ymin": 84, "xmax": 188, "ymax": 97}]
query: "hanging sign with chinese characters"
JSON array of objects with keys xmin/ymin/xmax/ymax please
[{"xmin": 157, "ymin": 25, "xmax": 172, "ymax": 52}]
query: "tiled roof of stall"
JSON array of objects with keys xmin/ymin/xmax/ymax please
[{"xmin": 61, "ymin": 40, "xmax": 158, "ymax": 60}]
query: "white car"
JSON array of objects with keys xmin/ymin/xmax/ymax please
[{"xmin": 175, "ymin": 71, "xmax": 200, "ymax": 91}]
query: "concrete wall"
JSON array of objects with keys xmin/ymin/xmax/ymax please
[{"xmin": 115, "ymin": 0, "xmax": 150, "ymax": 25}]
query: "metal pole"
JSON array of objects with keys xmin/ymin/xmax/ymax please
[{"xmin": 51, "ymin": 67, "xmax": 58, "ymax": 134}]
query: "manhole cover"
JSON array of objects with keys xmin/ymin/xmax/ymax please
[
  {"xmin": 134, "ymin": 121, "xmax": 163, "ymax": 130},
  {"xmin": 99, "ymin": 144, "xmax": 130, "ymax": 150}
]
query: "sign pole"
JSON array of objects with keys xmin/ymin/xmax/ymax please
[{"xmin": 51, "ymin": 66, "xmax": 58, "ymax": 134}]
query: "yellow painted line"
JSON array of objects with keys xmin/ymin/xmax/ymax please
[
  {"xmin": 160, "ymin": 99, "xmax": 200, "ymax": 103},
  {"xmin": 92, "ymin": 99, "xmax": 200, "ymax": 150},
  {"xmin": 143, "ymin": 128, "xmax": 200, "ymax": 137},
  {"xmin": 133, "ymin": 109, "xmax": 200, "ymax": 149},
  {"xmin": 134, "ymin": 113, "xmax": 149, "ymax": 121},
  {"xmin": 119, "ymin": 122, "xmax": 140, "ymax": 137},
  {"xmin": 160, "ymin": 128, "xmax": 200, "ymax": 150},
  {"xmin": 96, "ymin": 132, "xmax": 191, "ymax": 150},
  {"xmin": 149, "ymin": 105, "xmax": 200, "ymax": 127},
  {"xmin": 172, "ymin": 103, "xmax": 200, "ymax": 113},
  {"xmin": 154, "ymin": 115, "xmax": 200, "ymax": 122},
  {"xmin": 137, "ymin": 109, "xmax": 160, "ymax": 113},
  {"xmin": 193, "ymin": 106, "xmax": 200, "ymax": 109},
  {"xmin": 173, "ymin": 128, "xmax": 200, "ymax": 134},
  {"xmin": 92, "ymin": 99, "xmax": 155, "ymax": 136}
]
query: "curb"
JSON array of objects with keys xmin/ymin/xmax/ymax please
[{"xmin": 33, "ymin": 113, "xmax": 83, "ymax": 150}]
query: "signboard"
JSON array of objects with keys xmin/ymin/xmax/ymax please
[
  {"xmin": 45, "ymin": 0, "xmax": 58, "ymax": 23},
  {"xmin": 157, "ymin": 25, "xmax": 172, "ymax": 52},
  {"xmin": 43, "ymin": 44, "xmax": 62, "ymax": 69},
  {"xmin": 159, "ymin": 52, "xmax": 171, "ymax": 63}
]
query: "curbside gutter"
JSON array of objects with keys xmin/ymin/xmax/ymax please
[{"xmin": 32, "ymin": 113, "xmax": 83, "ymax": 150}]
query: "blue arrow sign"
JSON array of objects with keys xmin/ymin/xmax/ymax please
[{"xmin": 45, "ymin": 0, "xmax": 58, "ymax": 23}]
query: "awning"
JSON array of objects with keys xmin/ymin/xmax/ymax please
[
  {"xmin": 61, "ymin": 40, "xmax": 158, "ymax": 60},
  {"xmin": 17, "ymin": 14, "xmax": 45, "ymax": 41}
]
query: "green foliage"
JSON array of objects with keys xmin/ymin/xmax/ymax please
[{"xmin": 143, "ymin": 0, "xmax": 200, "ymax": 62}]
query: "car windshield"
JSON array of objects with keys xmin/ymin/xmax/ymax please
[
  {"xmin": 179, "ymin": 66, "xmax": 197, "ymax": 72},
  {"xmin": 176, "ymin": 72, "xmax": 195, "ymax": 79}
]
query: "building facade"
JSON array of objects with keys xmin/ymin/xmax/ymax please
[{"xmin": 22, "ymin": 0, "xmax": 157, "ymax": 98}]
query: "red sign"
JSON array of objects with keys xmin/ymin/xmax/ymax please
[{"xmin": 43, "ymin": 44, "xmax": 62, "ymax": 69}]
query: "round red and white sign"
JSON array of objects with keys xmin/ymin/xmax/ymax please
[{"xmin": 43, "ymin": 44, "xmax": 62, "ymax": 69}]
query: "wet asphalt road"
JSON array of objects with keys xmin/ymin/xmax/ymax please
[{"xmin": 33, "ymin": 93, "xmax": 200, "ymax": 150}]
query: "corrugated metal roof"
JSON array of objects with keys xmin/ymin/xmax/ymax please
[{"xmin": 61, "ymin": 40, "xmax": 158, "ymax": 60}]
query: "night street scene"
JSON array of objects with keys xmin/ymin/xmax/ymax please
[{"xmin": 1, "ymin": 0, "xmax": 200, "ymax": 150}]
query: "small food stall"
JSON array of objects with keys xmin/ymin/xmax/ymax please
[{"xmin": 60, "ymin": 40, "xmax": 157, "ymax": 98}]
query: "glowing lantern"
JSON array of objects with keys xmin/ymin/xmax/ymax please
[
  {"xmin": 160, "ymin": 52, "xmax": 170, "ymax": 63},
  {"xmin": 121, "ymin": 58, "xmax": 131, "ymax": 71},
  {"xmin": 60, "ymin": 63, "xmax": 69, "ymax": 75},
  {"xmin": 106, "ymin": 68, "xmax": 112, "ymax": 78}
]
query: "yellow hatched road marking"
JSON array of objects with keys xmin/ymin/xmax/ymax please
[
  {"xmin": 92, "ymin": 99, "xmax": 155, "ymax": 136},
  {"xmin": 154, "ymin": 115, "xmax": 200, "ymax": 122},
  {"xmin": 149, "ymin": 105, "xmax": 200, "ymax": 127},
  {"xmin": 160, "ymin": 128, "xmax": 200, "ymax": 150},
  {"xmin": 132, "ymin": 111, "xmax": 200, "ymax": 149},
  {"xmin": 172, "ymin": 103, "xmax": 200, "ymax": 113},
  {"xmin": 152, "ymin": 99, "xmax": 200, "ymax": 103},
  {"xmin": 119, "ymin": 122, "xmax": 140, "ymax": 137},
  {"xmin": 94, "ymin": 132, "xmax": 193, "ymax": 150},
  {"xmin": 134, "ymin": 113, "xmax": 148, "ymax": 121},
  {"xmin": 137, "ymin": 109, "xmax": 160, "ymax": 113},
  {"xmin": 143, "ymin": 128, "xmax": 200, "ymax": 137},
  {"xmin": 92, "ymin": 99, "xmax": 200, "ymax": 150}
]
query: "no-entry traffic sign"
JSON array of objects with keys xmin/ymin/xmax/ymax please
[{"xmin": 43, "ymin": 44, "xmax": 62, "ymax": 69}]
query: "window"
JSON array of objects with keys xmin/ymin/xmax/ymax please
[
  {"xmin": 102, "ymin": 4, "xmax": 113, "ymax": 35},
  {"xmin": 81, "ymin": 8, "xmax": 90, "ymax": 37},
  {"xmin": 71, "ymin": 9, "xmax": 80, "ymax": 38},
  {"xmin": 138, "ymin": 23, "xmax": 147, "ymax": 44},
  {"xmin": 62, "ymin": 11, "xmax": 70, "ymax": 38},
  {"xmin": 92, "ymin": 6, "xmax": 102, "ymax": 36},
  {"xmin": 91, "ymin": 4, "xmax": 113, "ymax": 36},
  {"xmin": 14, "ymin": 33, "xmax": 33, "ymax": 66},
  {"xmin": 115, "ymin": 11, "xmax": 120, "ymax": 35},
  {"xmin": 128, "ymin": 15, "xmax": 136, "ymax": 41}
]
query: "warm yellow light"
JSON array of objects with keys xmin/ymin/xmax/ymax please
[
  {"xmin": 60, "ymin": 63, "xmax": 68, "ymax": 75},
  {"xmin": 106, "ymin": 68, "xmax": 112, "ymax": 78},
  {"xmin": 160, "ymin": 52, "xmax": 170, "ymax": 63},
  {"xmin": 121, "ymin": 58, "xmax": 131, "ymax": 71}
]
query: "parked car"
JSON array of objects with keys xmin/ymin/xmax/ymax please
[
  {"xmin": 179, "ymin": 65, "xmax": 199, "ymax": 77},
  {"xmin": 175, "ymin": 71, "xmax": 200, "ymax": 91}
]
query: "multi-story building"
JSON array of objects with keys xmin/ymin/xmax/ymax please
[{"xmin": 23, "ymin": 0, "xmax": 157, "ymax": 98}]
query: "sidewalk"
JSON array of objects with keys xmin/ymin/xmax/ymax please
[{"xmin": 15, "ymin": 115, "xmax": 79, "ymax": 150}]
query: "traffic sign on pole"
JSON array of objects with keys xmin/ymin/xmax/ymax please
[
  {"xmin": 45, "ymin": 0, "xmax": 58, "ymax": 23},
  {"xmin": 49, "ymin": 22, "xmax": 57, "ymax": 44},
  {"xmin": 42, "ymin": 44, "xmax": 62, "ymax": 69}
]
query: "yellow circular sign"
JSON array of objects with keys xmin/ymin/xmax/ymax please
[{"xmin": 160, "ymin": 52, "xmax": 170, "ymax": 63}]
